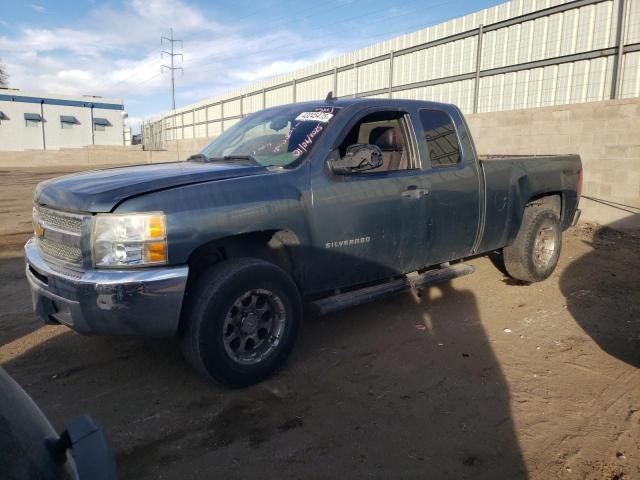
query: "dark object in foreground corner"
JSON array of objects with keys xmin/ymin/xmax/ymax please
[
  {"xmin": 25, "ymin": 97, "xmax": 582, "ymax": 387},
  {"xmin": 0, "ymin": 367, "xmax": 116, "ymax": 480}
]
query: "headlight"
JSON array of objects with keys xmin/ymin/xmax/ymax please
[{"xmin": 92, "ymin": 212, "xmax": 167, "ymax": 268}]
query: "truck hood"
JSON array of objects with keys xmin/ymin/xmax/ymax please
[{"xmin": 35, "ymin": 161, "xmax": 267, "ymax": 212}]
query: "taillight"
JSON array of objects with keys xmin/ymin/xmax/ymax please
[{"xmin": 577, "ymin": 168, "xmax": 583, "ymax": 199}]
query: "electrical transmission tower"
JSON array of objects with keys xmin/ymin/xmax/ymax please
[{"xmin": 161, "ymin": 28, "xmax": 183, "ymax": 111}]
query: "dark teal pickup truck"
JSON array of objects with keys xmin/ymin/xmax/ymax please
[{"xmin": 25, "ymin": 98, "xmax": 582, "ymax": 386}]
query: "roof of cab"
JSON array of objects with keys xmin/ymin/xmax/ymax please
[{"xmin": 263, "ymin": 96, "xmax": 455, "ymax": 112}]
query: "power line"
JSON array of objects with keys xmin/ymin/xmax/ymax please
[
  {"xmin": 161, "ymin": 28, "xmax": 184, "ymax": 110},
  {"xmin": 110, "ymin": 0, "xmax": 381, "ymax": 97}
]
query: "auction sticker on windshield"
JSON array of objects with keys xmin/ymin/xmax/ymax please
[{"xmin": 295, "ymin": 111, "xmax": 334, "ymax": 123}]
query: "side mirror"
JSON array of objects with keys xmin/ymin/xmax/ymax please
[{"xmin": 329, "ymin": 144, "xmax": 383, "ymax": 175}]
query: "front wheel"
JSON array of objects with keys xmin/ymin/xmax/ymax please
[
  {"xmin": 503, "ymin": 207, "xmax": 562, "ymax": 283},
  {"xmin": 180, "ymin": 258, "xmax": 302, "ymax": 387}
]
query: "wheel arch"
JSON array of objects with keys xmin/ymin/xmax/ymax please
[
  {"xmin": 185, "ymin": 229, "xmax": 305, "ymax": 292},
  {"xmin": 507, "ymin": 191, "xmax": 564, "ymax": 246}
]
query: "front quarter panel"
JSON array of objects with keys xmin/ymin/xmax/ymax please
[{"xmin": 114, "ymin": 164, "xmax": 312, "ymax": 266}]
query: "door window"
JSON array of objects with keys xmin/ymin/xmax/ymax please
[
  {"xmin": 338, "ymin": 111, "xmax": 414, "ymax": 172},
  {"xmin": 419, "ymin": 109, "xmax": 460, "ymax": 167}
]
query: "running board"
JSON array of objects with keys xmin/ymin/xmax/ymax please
[{"xmin": 311, "ymin": 263, "xmax": 475, "ymax": 316}]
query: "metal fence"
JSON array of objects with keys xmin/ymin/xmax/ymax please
[{"xmin": 143, "ymin": 0, "xmax": 640, "ymax": 150}]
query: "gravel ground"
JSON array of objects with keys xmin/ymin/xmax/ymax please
[{"xmin": 1, "ymin": 167, "xmax": 638, "ymax": 480}]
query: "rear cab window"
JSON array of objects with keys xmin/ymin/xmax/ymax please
[{"xmin": 418, "ymin": 109, "xmax": 461, "ymax": 167}]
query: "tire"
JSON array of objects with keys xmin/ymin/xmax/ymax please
[
  {"xmin": 503, "ymin": 207, "xmax": 562, "ymax": 283},
  {"xmin": 180, "ymin": 258, "xmax": 302, "ymax": 387}
]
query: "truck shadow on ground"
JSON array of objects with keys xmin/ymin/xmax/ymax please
[
  {"xmin": 2, "ymin": 246, "xmax": 528, "ymax": 479},
  {"xmin": 559, "ymin": 220, "xmax": 640, "ymax": 368}
]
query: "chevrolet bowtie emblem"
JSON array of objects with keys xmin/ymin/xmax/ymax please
[{"xmin": 34, "ymin": 222, "xmax": 45, "ymax": 237}]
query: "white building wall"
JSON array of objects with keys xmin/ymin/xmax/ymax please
[
  {"xmin": 0, "ymin": 100, "xmax": 45, "ymax": 150},
  {"xmin": 0, "ymin": 90, "xmax": 125, "ymax": 151},
  {"xmin": 42, "ymin": 103, "xmax": 93, "ymax": 150}
]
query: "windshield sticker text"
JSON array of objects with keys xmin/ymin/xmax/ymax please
[
  {"xmin": 292, "ymin": 124, "xmax": 323, "ymax": 156},
  {"xmin": 295, "ymin": 111, "xmax": 334, "ymax": 123}
]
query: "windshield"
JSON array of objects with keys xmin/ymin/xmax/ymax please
[{"xmin": 198, "ymin": 104, "xmax": 341, "ymax": 168}]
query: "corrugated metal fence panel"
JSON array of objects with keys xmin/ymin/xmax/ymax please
[
  {"xmin": 224, "ymin": 99, "xmax": 241, "ymax": 117},
  {"xmin": 621, "ymin": 51, "xmax": 640, "ymax": 97},
  {"xmin": 242, "ymin": 93, "xmax": 263, "ymax": 115},
  {"xmin": 337, "ymin": 69, "xmax": 356, "ymax": 97},
  {"xmin": 182, "ymin": 111, "xmax": 193, "ymax": 127},
  {"xmin": 358, "ymin": 60, "xmax": 390, "ymax": 93},
  {"xmin": 207, "ymin": 104, "xmax": 221, "ymax": 120},
  {"xmin": 395, "ymin": 36, "xmax": 477, "ymax": 86},
  {"xmin": 482, "ymin": 1, "xmax": 616, "ymax": 71},
  {"xmin": 627, "ymin": 0, "xmax": 640, "ymax": 42},
  {"xmin": 394, "ymin": 78, "xmax": 475, "ymax": 112},
  {"xmin": 265, "ymin": 86, "xmax": 294, "ymax": 107},
  {"xmin": 208, "ymin": 121, "xmax": 223, "ymax": 136},
  {"xmin": 195, "ymin": 108, "xmax": 206, "ymax": 124},
  {"xmin": 478, "ymin": 54, "xmax": 615, "ymax": 111},
  {"xmin": 195, "ymin": 123, "xmax": 207, "ymax": 138},
  {"xmin": 296, "ymin": 75, "xmax": 334, "ymax": 102}
]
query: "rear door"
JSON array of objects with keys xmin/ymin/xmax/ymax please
[
  {"xmin": 414, "ymin": 107, "xmax": 482, "ymax": 264},
  {"xmin": 307, "ymin": 107, "xmax": 430, "ymax": 292}
]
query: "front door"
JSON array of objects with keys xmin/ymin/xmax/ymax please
[{"xmin": 307, "ymin": 108, "xmax": 429, "ymax": 293}]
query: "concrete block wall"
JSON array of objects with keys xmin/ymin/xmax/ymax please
[{"xmin": 465, "ymin": 97, "xmax": 640, "ymax": 231}]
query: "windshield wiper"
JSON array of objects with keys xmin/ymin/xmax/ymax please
[
  {"xmin": 222, "ymin": 155, "xmax": 261, "ymax": 166},
  {"xmin": 198, "ymin": 154, "xmax": 262, "ymax": 166},
  {"xmin": 187, "ymin": 153, "xmax": 209, "ymax": 162}
]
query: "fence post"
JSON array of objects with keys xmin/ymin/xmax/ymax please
[
  {"xmin": 205, "ymin": 104, "xmax": 209, "ymax": 137},
  {"xmin": 292, "ymin": 79, "xmax": 297, "ymax": 103},
  {"xmin": 333, "ymin": 67, "xmax": 338, "ymax": 97},
  {"xmin": 353, "ymin": 60, "xmax": 359, "ymax": 97},
  {"xmin": 388, "ymin": 50, "xmax": 395, "ymax": 98},
  {"xmin": 221, "ymin": 101, "xmax": 225, "ymax": 132},
  {"xmin": 473, "ymin": 24, "xmax": 484, "ymax": 114},
  {"xmin": 611, "ymin": 0, "xmax": 628, "ymax": 99}
]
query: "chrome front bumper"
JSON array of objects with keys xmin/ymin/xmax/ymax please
[{"xmin": 24, "ymin": 238, "xmax": 189, "ymax": 337}]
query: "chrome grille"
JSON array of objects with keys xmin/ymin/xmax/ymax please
[
  {"xmin": 33, "ymin": 205, "xmax": 83, "ymax": 234},
  {"xmin": 33, "ymin": 205, "xmax": 88, "ymax": 269},
  {"xmin": 38, "ymin": 237, "xmax": 83, "ymax": 265}
]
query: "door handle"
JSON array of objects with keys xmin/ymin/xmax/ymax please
[{"xmin": 401, "ymin": 186, "xmax": 429, "ymax": 199}]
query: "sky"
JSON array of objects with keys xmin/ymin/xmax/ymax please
[{"xmin": 0, "ymin": 0, "xmax": 503, "ymax": 133}]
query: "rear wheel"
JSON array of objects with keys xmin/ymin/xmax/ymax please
[
  {"xmin": 503, "ymin": 207, "xmax": 562, "ymax": 283},
  {"xmin": 180, "ymin": 258, "xmax": 302, "ymax": 387}
]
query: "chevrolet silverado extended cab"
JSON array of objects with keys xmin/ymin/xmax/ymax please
[{"xmin": 25, "ymin": 98, "xmax": 582, "ymax": 386}]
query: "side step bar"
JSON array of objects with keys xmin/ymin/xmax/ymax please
[{"xmin": 311, "ymin": 263, "xmax": 475, "ymax": 316}]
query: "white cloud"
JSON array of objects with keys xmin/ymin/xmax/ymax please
[
  {"xmin": 29, "ymin": 4, "xmax": 46, "ymax": 13},
  {"xmin": 232, "ymin": 51, "xmax": 339, "ymax": 83},
  {"xmin": 1, "ymin": 0, "xmax": 356, "ymax": 119}
]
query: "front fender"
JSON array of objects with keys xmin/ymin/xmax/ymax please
[{"xmin": 114, "ymin": 165, "xmax": 312, "ymax": 265}]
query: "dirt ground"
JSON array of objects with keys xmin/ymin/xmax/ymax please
[{"xmin": 0, "ymin": 167, "xmax": 638, "ymax": 480}]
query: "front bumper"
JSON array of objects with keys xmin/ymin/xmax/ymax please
[{"xmin": 24, "ymin": 238, "xmax": 189, "ymax": 337}]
